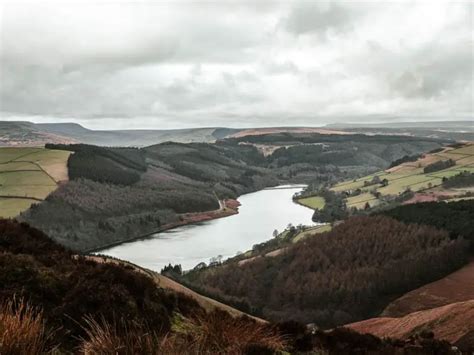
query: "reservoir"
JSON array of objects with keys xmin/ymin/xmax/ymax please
[{"xmin": 101, "ymin": 185, "xmax": 314, "ymax": 271}]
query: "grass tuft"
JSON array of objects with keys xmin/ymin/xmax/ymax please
[{"xmin": 0, "ymin": 297, "xmax": 50, "ymax": 355}]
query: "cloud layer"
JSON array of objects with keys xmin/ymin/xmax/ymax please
[{"xmin": 1, "ymin": 0, "xmax": 472, "ymax": 129}]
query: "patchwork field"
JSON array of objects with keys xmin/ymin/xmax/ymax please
[
  {"xmin": 331, "ymin": 143, "xmax": 474, "ymax": 209},
  {"xmin": 296, "ymin": 195, "xmax": 325, "ymax": 209},
  {"xmin": 0, "ymin": 147, "xmax": 70, "ymax": 218}
]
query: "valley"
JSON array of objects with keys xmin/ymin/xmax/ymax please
[
  {"xmin": 1, "ymin": 125, "xmax": 474, "ymax": 353},
  {"xmin": 11, "ymin": 131, "xmax": 444, "ymax": 253},
  {"xmin": 3, "ymin": 2, "xmax": 472, "ymax": 352}
]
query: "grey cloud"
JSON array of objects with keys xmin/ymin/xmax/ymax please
[
  {"xmin": 0, "ymin": 1, "xmax": 471, "ymax": 128},
  {"xmin": 284, "ymin": 1, "xmax": 359, "ymax": 35},
  {"xmin": 390, "ymin": 42, "xmax": 473, "ymax": 99}
]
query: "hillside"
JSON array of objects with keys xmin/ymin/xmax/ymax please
[
  {"xmin": 181, "ymin": 215, "xmax": 468, "ymax": 328},
  {"xmin": 0, "ymin": 121, "xmax": 226, "ymax": 147},
  {"xmin": 0, "ymin": 147, "xmax": 70, "ymax": 218},
  {"xmin": 1, "ymin": 218, "xmax": 456, "ymax": 354},
  {"xmin": 347, "ymin": 300, "xmax": 474, "ymax": 352},
  {"xmin": 327, "ymin": 120, "xmax": 474, "ymax": 141},
  {"xmin": 0, "ymin": 121, "xmax": 76, "ymax": 147},
  {"xmin": 89, "ymin": 255, "xmax": 264, "ymax": 321},
  {"xmin": 19, "ymin": 142, "xmax": 275, "ymax": 251},
  {"xmin": 330, "ymin": 142, "xmax": 474, "ymax": 210},
  {"xmin": 0, "ymin": 218, "xmax": 286, "ymax": 354},
  {"xmin": 381, "ymin": 261, "xmax": 474, "ymax": 317}
]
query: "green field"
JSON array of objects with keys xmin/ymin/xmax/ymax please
[
  {"xmin": 292, "ymin": 224, "xmax": 332, "ymax": 243},
  {"xmin": 0, "ymin": 147, "xmax": 70, "ymax": 218},
  {"xmin": 296, "ymin": 196, "xmax": 325, "ymax": 209},
  {"xmin": 331, "ymin": 143, "xmax": 474, "ymax": 209},
  {"xmin": 346, "ymin": 192, "xmax": 379, "ymax": 209}
]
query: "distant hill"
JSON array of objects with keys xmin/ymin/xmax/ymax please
[
  {"xmin": 37, "ymin": 122, "xmax": 221, "ymax": 146},
  {"xmin": 327, "ymin": 120, "xmax": 473, "ymax": 130},
  {"xmin": 1, "ymin": 121, "xmax": 237, "ymax": 147},
  {"xmin": 0, "ymin": 121, "xmax": 77, "ymax": 146},
  {"xmin": 326, "ymin": 120, "xmax": 474, "ymax": 141},
  {"xmin": 4, "ymin": 120, "xmax": 470, "ymax": 147}
]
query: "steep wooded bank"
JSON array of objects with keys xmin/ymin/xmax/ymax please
[
  {"xmin": 19, "ymin": 142, "xmax": 276, "ymax": 251},
  {"xmin": 20, "ymin": 133, "xmax": 444, "ymax": 252},
  {"xmin": 182, "ymin": 215, "xmax": 468, "ymax": 328},
  {"xmin": 1, "ymin": 219, "xmax": 457, "ymax": 354}
]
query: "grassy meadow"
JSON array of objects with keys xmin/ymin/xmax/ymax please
[
  {"xmin": 296, "ymin": 195, "xmax": 326, "ymax": 209},
  {"xmin": 0, "ymin": 147, "xmax": 70, "ymax": 218}
]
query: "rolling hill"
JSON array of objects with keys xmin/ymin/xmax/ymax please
[{"xmin": 330, "ymin": 142, "xmax": 474, "ymax": 209}]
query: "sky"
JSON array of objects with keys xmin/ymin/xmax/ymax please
[{"xmin": 0, "ymin": 0, "xmax": 472, "ymax": 129}]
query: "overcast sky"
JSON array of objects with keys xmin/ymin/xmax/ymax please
[{"xmin": 0, "ymin": 0, "xmax": 472, "ymax": 129}]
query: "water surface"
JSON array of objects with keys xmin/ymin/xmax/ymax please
[{"xmin": 101, "ymin": 185, "xmax": 314, "ymax": 271}]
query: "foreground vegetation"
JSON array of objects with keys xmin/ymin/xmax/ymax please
[
  {"xmin": 1, "ymin": 219, "xmax": 457, "ymax": 354},
  {"xmin": 0, "ymin": 219, "xmax": 286, "ymax": 353}
]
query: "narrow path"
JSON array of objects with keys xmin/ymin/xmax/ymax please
[{"xmin": 0, "ymin": 195, "xmax": 43, "ymax": 202}]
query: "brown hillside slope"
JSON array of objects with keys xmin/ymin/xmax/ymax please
[
  {"xmin": 382, "ymin": 261, "xmax": 474, "ymax": 317},
  {"xmin": 88, "ymin": 255, "xmax": 263, "ymax": 321},
  {"xmin": 347, "ymin": 300, "xmax": 474, "ymax": 350}
]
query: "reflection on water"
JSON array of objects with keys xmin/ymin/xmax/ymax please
[{"xmin": 101, "ymin": 186, "xmax": 314, "ymax": 271}]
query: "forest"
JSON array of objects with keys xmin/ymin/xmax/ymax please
[
  {"xmin": 46, "ymin": 143, "xmax": 147, "ymax": 185},
  {"xmin": 423, "ymin": 158, "xmax": 456, "ymax": 173},
  {"xmin": 381, "ymin": 200, "xmax": 474, "ymax": 250},
  {"xmin": 183, "ymin": 215, "xmax": 468, "ymax": 328},
  {"xmin": 227, "ymin": 132, "xmax": 445, "ymax": 146},
  {"xmin": 388, "ymin": 153, "xmax": 421, "ymax": 168},
  {"xmin": 1, "ymin": 218, "xmax": 455, "ymax": 354}
]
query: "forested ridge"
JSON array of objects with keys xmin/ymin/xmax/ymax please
[
  {"xmin": 21, "ymin": 142, "xmax": 276, "ymax": 251},
  {"xmin": 21, "ymin": 133, "xmax": 444, "ymax": 251},
  {"xmin": 381, "ymin": 200, "xmax": 474, "ymax": 249},
  {"xmin": 183, "ymin": 215, "xmax": 468, "ymax": 328}
]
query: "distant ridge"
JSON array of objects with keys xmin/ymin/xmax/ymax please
[{"xmin": 2, "ymin": 120, "xmax": 473, "ymax": 147}]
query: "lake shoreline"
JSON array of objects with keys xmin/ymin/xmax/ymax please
[
  {"xmin": 86, "ymin": 199, "xmax": 241, "ymax": 254},
  {"xmin": 96, "ymin": 184, "xmax": 312, "ymax": 271}
]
